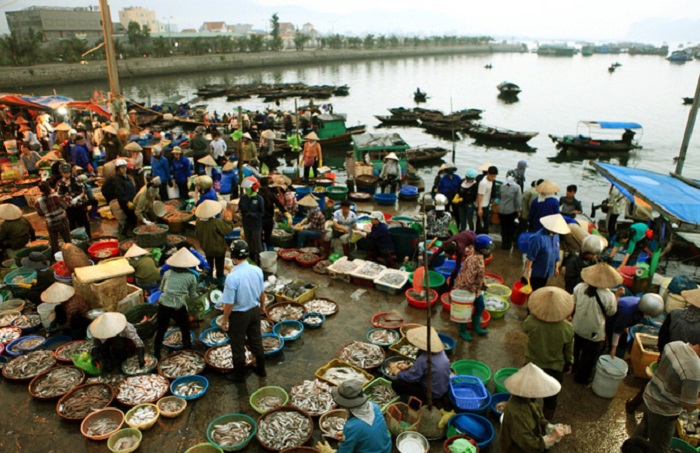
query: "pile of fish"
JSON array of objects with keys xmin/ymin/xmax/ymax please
[
  {"xmin": 338, "ymin": 341, "xmax": 384, "ymax": 369},
  {"xmin": 267, "ymin": 304, "xmax": 305, "ymax": 322},
  {"xmin": 159, "ymin": 398, "xmax": 184, "ymax": 414},
  {"xmin": 206, "ymin": 345, "xmax": 253, "ymax": 370},
  {"xmin": 164, "ymin": 330, "xmax": 191, "ymax": 347},
  {"xmin": 0, "ymin": 311, "xmax": 20, "ymax": 327},
  {"xmin": 328, "ymin": 259, "xmax": 357, "ymax": 274},
  {"xmin": 398, "ymin": 344, "xmax": 419, "ymax": 359},
  {"xmin": 303, "ymin": 314, "xmax": 324, "ymax": 326},
  {"xmin": 112, "ymin": 435, "xmax": 140, "ymax": 451},
  {"xmin": 255, "ymin": 395, "xmax": 284, "ymax": 412},
  {"xmin": 58, "ymin": 384, "xmax": 112, "ymax": 419},
  {"xmin": 304, "ymin": 299, "xmax": 338, "ymax": 316},
  {"xmin": 14, "ymin": 336, "xmax": 45, "ymax": 351},
  {"xmin": 136, "ymin": 224, "xmax": 166, "ymax": 233},
  {"xmin": 277, "ymin": 324, "xmax": 301, "ymax": 340},
  {"xmin": 373, "ymin": 312, "xmax": 404, "ymax": 329},
  {"xmin": 202, "ymin": 329, "xmax": 229, "ymax": 346},
  {"xmin": 32, "ymin": 367, "xmax": 83, "ymax": 398},
  {"xmin": 56, "ymin": 340, "xmax": 91, "ymax": 362},
  {"xmin": 173, "ymin": 380, "xmax": 205, "ymax": 398},
  {"xmin": 321, "ymin": 366, "xmax": 370, "ymax": 386},
  {"xmin": 262, "ymin": 336, "xmax": 283, "ymax": 353},
  {"xmin": 258, "ymin": 410, "xmax": 311, "ymax": 450},
  {"xmin": 484, "ymin": 295, "xmax": 508, "ymax": 311},
  {"xmin": 85, "ymin": 417, "xmax": 119, "ymax": 437},
  {"xmin": 122, "ymin": 354, "xmax": 157, "ymax": 375},
  {"xmin": 375, "ymin": 271, "xmax": 407, "ymax": 287},
  {"xmin": 261, "ymin": 318, "xmax": 274, "ymax": 334},
  {"xmin": 3, "ymin": 350, "xmax": 56, "ymax": 380},
  {"xmin": 277, "ymin": 282, "xmax": 315, "ymax": 303},
  {"xmin": 297, "ymin": 252, "xmax": 319, "ymax": 263},
  {"xmin": 367, "ymin": 382, "xmax": 398, "ymax": 406},
  {"xmin": 383, "ymin": 359, "xmax": 415, "ymax": 377},
  {"xmin": 159, "ymin": 351, "xmax": 206, "ymax": 379},
  {"xmin": 210, "ymin": 420, "xmax": 253, "ymax": 447},
  {"xmin": 299, "ymin": 247, "xmax": 320, "ymax": 254},
  {"xmin": 353, "ymin": 262, "xmax": 386, "ymax": 279},
  {"xmin": 369, "ymin": 329, "xmax": 399, "ymax": 345},
  {"xmin": 321, "ymin": 414, "xmax": 347, "ymax": 440},
  {"xmin": 0, "ymin": 326, "xmax": 21, "ymax": 343},
  {"xmin": 13, "ymin": 314, "xmax": 40, "ymax": 329},
  {"xmin": 117, "ymin": 374, "xmax": 169, "ymax": 405},
  {"xmin": 127, "ymin": 405, "xmax": 158, "ymax": 425},
  {"xmin": 86, "ymin": 374, "xmax": 126, "ymax": 388},
  {"xmin": 291, "ymin": 379, "xmax": 335, "ymax": 416}
]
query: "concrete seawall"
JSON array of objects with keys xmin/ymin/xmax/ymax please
[{"xmin": 0, "ymin": 43, "xmax": 525, "ymax": 91}]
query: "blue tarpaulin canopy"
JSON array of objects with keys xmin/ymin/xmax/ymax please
[
  {"xmin": 592, "ymin": 161, "xmax": 700, "ymax": 230},
  {"xmin": 581, "ymin": 121, "xmax": 643, "ymax": 130}
]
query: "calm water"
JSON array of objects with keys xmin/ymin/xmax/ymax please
[{"xmin": 41, "ymin": 52, "xmax": 700, "ymax": 210}]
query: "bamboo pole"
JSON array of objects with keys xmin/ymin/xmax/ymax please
[
  {"xmin": 423, "ymin": 196, "xmax": 433, "ymax": 408},
  {"xmin": 675, "ymin": 73, "xmax": 700, "ymax": 175}
]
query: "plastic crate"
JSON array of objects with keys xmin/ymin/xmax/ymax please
[
  {"xmin": 363, "ymin": 377, "xmax": 400, "ymax": 413},
  {"xmin": 631, "ymin": 332, "xmax": 660, "ymax": 379},
  {"xmin": 315, "ymin": 358, "xmax": 374, "ymax": 387},
  {"xmin": 450, "ymin": 375, "xmax": 489, "ymax": 410},
  {"xmin": 274, "ymin": 280, "xmax": 318, "ymax": 304},
  {"xmin": 116, "ymin": 284, "xmax": 144, "ymax": 314}
]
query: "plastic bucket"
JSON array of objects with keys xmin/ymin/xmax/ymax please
[
  {"xmin": 592, "ymin": 355, "xmax": 628, "ymax": 398},
  {"xmin": 619, "ymin": 266, "xmax": 636, "ymax": 287},
  {"xmin": 510, "ymin": 281, "xmax": 529, "ymax": 305},
  {"xmin": 390, "ymin": 227, "xmax": 420, "ymax": 261},
  {"xmin": 260, "ymin": 251, "xmax": 278, "ymax": 273},
  {"xmin": 493, "ymin": 368, "xmax": 518, "ymax": 394},
  {"xmin": 37, "ymin": 303, "xmax": 58, "ymax": 329},
  {"xmin": 450, "ymin": 290, "xmax": 475, "ymax": 323}
]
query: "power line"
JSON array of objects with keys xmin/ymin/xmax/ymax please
[{"xmin": 0, "ymin": 0, "xmax": 23, "ymax": 11}]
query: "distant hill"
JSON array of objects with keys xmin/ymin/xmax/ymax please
[{"xmin": 626, "ymin": 18, "xmax": 700, "ymax": 43}]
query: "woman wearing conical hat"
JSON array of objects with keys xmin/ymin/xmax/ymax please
[
  {"xmin": 528, "ymin": 179, "xmax": 561, "ymax": 232},
  {"xmin": 42, "ymin": 282, "xmax": 90, "ymax": 340},
  {"xmin": 89, "ymin": 312, "xmax": 146, "ymax": 372},
  {"xmin": 301, "ymin": 131, "xmax": 322, "ymax": 183},
  {"xmin": 0, "ymin": 203, "xmax": 35, "ymax": 257}
]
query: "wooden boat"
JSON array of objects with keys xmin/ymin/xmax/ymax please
[
  {"xmin": 466, "ymin": 124, "xmax": 538, "ymax": 144},
  {"xmin": 497, "ymin": 82, "xmax": 521, "ymax": 96},
  {"xmin": 374, "ymin": 115, "xmax": 419, "ymax": 126},
  {"xmin": 388, "ymin": 107, "xmax": 416, "ymax": 116},
  {"xmin": 484, "ymin": 64, "xmax": 493, "ymax": 69},
  {"xmin": 608, "ymin": 65, "xmax": 616, "ymax": 73},
  {"xmin": 196, "ymin": 84, "xmax": 227, "ymax": 98},
  {"xmin": 683, "ymin": 97, "xmax": 694, "ymax": 105},
  {"xmin": 420, "ymin": 120, "xmax": 469, "ymax": 137},
  {"xmin": 549, "ymin": 120, "xmax": 643, "ymax": 153},
  {"xmin": 333, "ymin": 85, "xmax": 350, "ymax": 96},
  {"xmin": 405, "ymin": 147, "xmax": 449, "ymax": 164},
  {"xmin": 414, "ymin": 91, "xmax": 428, "ymax": 103}
]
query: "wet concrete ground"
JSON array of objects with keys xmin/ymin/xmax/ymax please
[{"xmin": 0, "ymin": 205, "xmax": 643, "ymax": 452}]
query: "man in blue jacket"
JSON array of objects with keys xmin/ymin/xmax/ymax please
[{"xmin": 150, "ymin": 145, "xmax": 171, "ymax": 201}]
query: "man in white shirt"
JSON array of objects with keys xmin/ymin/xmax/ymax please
[
  {"xmin": 209, "ymin": 130, "xmax": 227, "ymax": 165},
  {"xmin": 476, "ymin": 166, "xmax": 498, "ymax": 234}
]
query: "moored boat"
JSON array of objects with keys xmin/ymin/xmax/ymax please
[
  {"xmin": 497, "ymin": 82, "xmax": 521, "ymax": 96},
  {"xmin": 549, "ymin": 120, "xmax": 643, "ymax": 153},
  {"xmin": 466, "ymin": 124, "xmax": 538, "ymax": 144}
]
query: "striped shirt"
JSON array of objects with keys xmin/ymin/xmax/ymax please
[
  {"xmin": 644, "ymin": 341, "xmax": 700, "ymax": 416},
  {"xmin": 35, "ymin": 193, "xmax": 68, "ymax": 228}
]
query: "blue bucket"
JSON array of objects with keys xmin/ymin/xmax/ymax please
[{"xmin": 295, "ymin": 186, "xmax": 312, "ymax": 200}]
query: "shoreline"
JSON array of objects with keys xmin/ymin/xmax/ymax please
[{"xmin": 0, "ymin": 43, "xmax": 525, "ymax": 91}]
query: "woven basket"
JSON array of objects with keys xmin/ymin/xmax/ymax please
[
  {"xmin": 125, "ymin": 403, "xmax": 160, "ymax": 430},
  {"xmin": 318, "ymin": 409, "xmax": 348, "ymax": 440},
  {"xmin": 80, "ymin": 408, "xmax": 125, "ymax": 441},
  {"xmin": 164, "ymin": 211, "xmax": 193, "ymax": 234},
  {"xmin": 133, "ymin": 223, "xmax": 169, "ymax": 248},
  {"xmin": 256, "ymin": 407, "xmax": 313, "ymax": 451},
  {"xmin": 57, "ymin": 383, "xmax": 115, "ymax": 421},
  {"xmin": 156, "ymin": 396, "xmax": 187, "ymax": 418},
  {"xmin": 29, "ymin": 366, "xmax": 85, "ymax": 400},
  {"xmin": 250, "ymin": 386, "xmax": 289, "ymax": 414}
]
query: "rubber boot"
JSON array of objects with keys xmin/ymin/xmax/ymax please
[
  {"xmin": 472, "ymin": 313, "xmax": 488, "ymax": 336},
  {"xmin": 459, "ymin": 323, "xmax": 473, "ymax": 341},
  {"xmin": 89, "ymin": 204, "xmax": 100, "ymax": 220}
]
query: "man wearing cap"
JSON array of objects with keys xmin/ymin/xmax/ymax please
[
  {"xmin": 171, "ymin": 146, "xmax": 192, "ymax": 200},
  {"xmin": 43, "ymin": 282, "xmax": 90, "ymax": 340},
  {"xmin": 195, "ymin": 200, "xmax": 233, "ymax": 290},
  {"xmin": 391, "ymin": 326, "xmax": 452, "ymax": 406},
  {"xmin": 220, "ymin": 240, "xmax": 267, "ymax": 382},
  {"xmin": 150, "ymin": 146, "xmax": 171, "ymax": 201},
  {"xmin": 0, "ymin": 203, "xmax": 35, "ymax": 257},
  {"xmin": 438, "ymin": 163, "xmax": 461, "ymax": 218},
  {"xmin": 529, "ymin": 180, "xmax": 561, "ymax": 232},
  {"xmin": 125, "ymin": 244, "xmax": 161, "ymax": 293},
  {"xmin": 522, "ymin": 287, "xmax": 575, "ymax": 420},
  {"xmin": 20, "ymin": 143, "xmax": 42, "ymax": 176},
  {"xmin": 191, "ymin": 126, "xmax": 209, "ymax": 175},
  {"xmin": 378, "ymin": 152, "xmax": 401, "ymax": 194},
  {"xmin": 524, "ymin": 214, "xmax": 570, "ymax": 291},
  {"xmin": 316, "ymin": 380, "xmax": 391, "ymax": 453},
  {"xmin": 301, "ymin": 132, "xmax": 321, "ymax": 182},
  {"xmin": 239, "ymin": 177, "xmax": 265, "ymax": 264},
  {"xmin": 70, "ymin": 134, "xmax": 91, "ymax": 172},
  {"xmin": 90, "ymin": 312, "xmax": 146, "ymax": 371},
  {"xmin": 500, "ymin": 363, "xmax": 570, "ymax": 452},
  {"xmin": 56, "ymin": 162, "xmax": 91, "ymax": 238},
  {"xmin": 476, "ymin": 165, "xmax": 498, "ymax": 234},
  {"xmin": 357, "ymin": 211, "xmax": 397, "ymax": 267}
]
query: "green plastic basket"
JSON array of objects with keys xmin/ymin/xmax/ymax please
[
  {"xmin": 451, "ymin": 360, "xmax": 492, "ymax": 385},
  {"xmin": 408, "ymin": 270, "xmax": 445, "ymax": 289},
  {"xmin": 326, "ymin": 185, "xmax": 349, "ymax": 201},
  {"xmin": 494, "ymin": 368, "xmax": 519, "ymax": 394},
  {"xmin": 669, "ymin": 437, "xmax": 696, "ymax": 453}
]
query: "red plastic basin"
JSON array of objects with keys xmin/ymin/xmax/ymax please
[
  {"xmin": 406, "ymin": 288, "xmax": 438, "ymax": 309},
  {"xmin": 619, "ymin": 266, "xmax": 636, "ymax": 287},
  {"xmin": 441, "ymin": 293, "xmax": 451, "ymax": 312},
  {"xmin": 467, "ymin": 310, "xmax": 491, "ymax": 329}
]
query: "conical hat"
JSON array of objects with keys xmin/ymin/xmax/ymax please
[
  {"xmin": 540, "ymin": 214, "xmax": 570, "ymax": 235},
  {"xmin": 166, "ymin": 247, "xmax": 200, "ymax": 268},
  {"xmin": 504, "ymin": 363, "xmax": 561, "ymax": 398},
  {"xmin": 41, "ymin": 151, "xmax": 62, "ymax": 162},
  {"xmin": 298, "ymin": 194, "xmax": 319, "ymax": 208},
  {"xmin": 384, "ymin": 152, "xmax": 399, "ymax": 161},
  {"xmin": 153, "ymin": 201, "xmax": 166, "ymax": 218},
  {"xmin": 124, "ymin": 142, "xmax": 143, "ymax": 152},
  {"xmin": 54, "ymin": 122, "xmax": 72, "ymax": 132},
  {"xmin": 195, "ymin": 199, "xmax": 223, "ymax": 219},
  {"xmin": 89, "ymin": 312, "xmax": 127, "ymax": 340},
  {"xmin": 528, "ymin": 287, "xmax": 574, "ymax": 322},
  {"xmin": 304, "ymin": 131, "xmax": 319, "ymax": 141},
  {"xmin": 195, "ymin": 175, "xmax": 213, "ymax": 189},
  {"xmin": 581, "ymin": 262, "xmax": 623, "ymax": 288},
  {"xmin": 102, "ymin": 125, "xmax": 118, "ymax": 135},
  {"xmin": 15, "ymin": 117, "xmax": 28, "ymax": 125},
  {"xmin": 261, "ymin": 129, "xmax": 276, "ymax": 139},
  {"xmin": 477, "ymin": 162, "xmax": 492, "ymax": 172},
  {"xmin": 222, "ymin": 160, "xmax": 236, "ymax": 172},
  {"xmin": 40, "ymin": 282, "xmax": 75, "ymax": 303},
  {"xmin": 197, "ymin": 155, "xmax": 218, "ymax": 167},
  {"xmin": 406, "ymin": 325, "xmax": 444, "ymax": 353},
  {"xmin": 682, "ymin": 288, "xmax": 700, "ymax": 308},
  {"xmin": 536, "ymin": 179, "xmax": 560, "ymax": 194},
  {"xmin": 0, "ymin": 203, "xmax": 22, "ymax": 221},
  {"xmin": 124, "ymin": 244, "xmax": 148, "ymax": 258}
]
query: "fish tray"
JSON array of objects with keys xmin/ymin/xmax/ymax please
[
  {"xmin": 157, "ymin": 350, "xmax": 206, "ymax": 379},
  {"xmin": 295, "ymin": 253, "xmax": 321, "ymax": 269},
  {"xmin": 156, "ymin": 395, "xmax": 187, "ymax": 419},
  {"xmin": 0, "ymin": 325, "xmax": 21, "ymax": 345},
  {"xmin": 256, "ymin": 406, "xmax": 313, "ymax": 452},
  {"xmin": 124, "ymin": 403, "xmax": 160, "ymax": 430},
  {"xmin": 303, "ymin": 298, "xmax": 339, "ymax": 317},
  {"xmin": 262, "ymin": 333, "xmax": 285, "ymax": 356},
  {"xmin": 366, "ymin": 328, "xmax": 401, "ymax": 347},
  {"xmin": 389, "ymin": 337, "xmax": 421, "ymax": 360},
  {"xmin": 274, "ymin": 281, "xmax": 318, "ymax": 304},
  {"xmin": 29, "ymin": 366, "xmax": 86, "ymax": 400},
  {"xmin": 204, "ymin": 344, "xmax": 255, "ymax": 373},
  {"xmin": 7, "ymin": 334, "xmax": 46, "ymax": 356},
  {"xmin": 336, "ymin": 341, "xmax": 386, "ymax": 370},
  {"xmin": 80, "ymin": 408, "xmax": 125, "ymax": 441},
  {"xmin": 54, "ymin": 340, "xmax": 91, "ymax": 364},
  {"xmin": 363, "ymin": 377, "xmax": 400, "ymax": 414},
  {"xmin": 2, "ymin": 350, "xmax": 56, "ymax": 381},
  {"xmin": 208, "ymin": 413, "xmax": 258, "ymax": 452},
  {"xmin": 265, "ymin": 302, "xmax": 308, "ymax": 322},
  {"xmin": 374, "ymin": 269, "xmax": 410, "ymax": 295},
  {"xmin": 199, "ymin": 327, "xmax": 230, "ymax": 348},
  {"xmin": 301, "ymin": 312, "xmax": 326, "ymax": 329},
  {"xmin": 133, "ymin": 223, "xmax": 169, "ymax": 248},
  {"xmin": 278, "ymin": 248, "xmax": 300, "ymax": 262},
  {"xmin": 56, "ymin": 383, "xmax": 116, "ymax": 421},
  {"xmin": 250, "ymin": 386, "xmax": 290, "ymax": 415},
  {"xmin": 318, "ymin": 409, "xmax": 348, "ymax": 441},
  {"xmin": 162, "ymin": 329, "xmax": 196, "ymax": 350},
  {"xmin": 314, "ymin": 358, "xmax": 374, "ymax": 387}
]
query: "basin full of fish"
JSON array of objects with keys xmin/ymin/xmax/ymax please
[
  {"xmin": 86, "ymin": 374, "xmax": 126, "ymax": 388},
  {"xmin": 127, "ymin": 405, "xmax": 158, "ymax": 425},
  {"xmin": 267, "ymin": 303, "xmax": 305, "ymax": 322},
  {"xmin": 328, "ymin": 259, "xmax": 357, "ymax": 274},
  {"xmin": 13, "ymin": 314, "xmax": 41, "ymax": 329},
  {"xmin": 202, "ymin": 329, "xmax": 229, "ymax": 346},
  {"xmin": 407, "ymin": 289, "xmax": 431, "ymax": 301},
  {"xmin": 321, "ymin": 414, "xmax": 347, "ymax": 440},
  {"xmin": 86, "ymin": 417, "xmax": 120, "ymax": 437},
  {"xmin": 369, "ymin": 329, "xmax": 399, "ymax": 346},
  {"xmin": 383, "ymin": 359, "xmax": 415, "ymax": 377},
  {"xmin": 398, "ymin": 344, "xmax": 419, "ymax": 360},
  {"xmin": 3, "ymin": 350, "xmax": 56, "ymax": 380},
  {"xmin": 276, "ymin": 282, "xmax": 316, "ymax": 303},
  {"xmin": 117, "ymin": 374, "xmax": 169, "ymax": 406},
  {"xmin": 15, "ymin": 336, "xmax": 45, "ymax": 352},
  {"xmin": 58, "ymin": 384, "xmax": 113, "ymax": 419},
  {"xmin": 206, "ymin": 344, "xmax": 254, "ymax": 371},
  {"xmin": 112, "ymin": 435, "xmax": 140, "ymax": 451},
  {"xmin": 0, "ymin": 311, "xmax": 20, "ymax": 327},
  {"xmin": 367, "ymin": 383, "xmax": 398, "ymax": 406},
  {"xmin": 303, "ymin": 314, "xmax": 324, "ymax": 326},
  {"xmin": 299, "ymin": 247, "xmax": 320, "ymax": 254},
  {"xmin": 121, "ymin": 354, "xmax": 157, "ymax": 375},
  {"xmin": 55, "ymin": 340, "xmax": 91, "ymax": 362},
  {"xmin": 159, "ymin": 351, "xmax": 206, "ymax": 379},
  {"xmin": 338, "ymin": 341, "xmax": 384, "ymax": 369},
  {"xmin": 484, "ymin": 295, "xmax": 508, "ymax": 311},
  {"xmin": 32, "ymin": 367, "xmax": 83, "ymax": 399},
  {"xmin": 163, "ymin": 329, "xmax": 193, "ymax": 347},
  {"xmin": 290, "ymin": 379, "xmax": 335, "ymax": 416},
  {"xmin": 320, "ymin": 366, "xmax": 371, "ymax": 387},
  {"xmin": 304, "ymin": 299, "xmax": 338, "ymax": 316},
  {"xmin": 262, "ymin": 336, "xmax": 283, "ymax": 353},
  {"xmin": 277, "ymin": 324, "xmax": 301, "ymax": 340},
  {"xmin": 158, "ymin": 398, "xmax": 184, "ymax": 414},
  {"xmin": 255, "ymin": 395, "xmax": 284, "ymax": 413},
  {"xmin": 297, "ymin": 252, "xmax": 319, "ymax": 263},
  {"xmin": 258, "ymin": 410, "xmax": 312, "ymax": 450},
  {"xmin": 210, "ymin": 420, "xmax": 253, "ymax": 447},
  {"xmin": 353, "ymin": 262, "xmax": 386, "ymax": 279},
  {"xmin": 0, "ymin": 326, "xmax": 21, "ymax": 344},
  {"xmin": 173, "ymin": 380, "xmax": 205, "ymax": 398}
]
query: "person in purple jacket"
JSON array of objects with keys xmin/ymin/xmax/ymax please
[{"xmin": 529, "ymin": 179, "xmax": 561, "ymax": 232}]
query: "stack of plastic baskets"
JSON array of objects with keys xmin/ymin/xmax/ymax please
[{"xmin": 450, "ymin": 375, "xmax": 489, "ymax": 411}]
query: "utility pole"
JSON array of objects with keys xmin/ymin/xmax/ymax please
[
  {"xmin": 675, "ymin": 73, "xmax": 700, "ymax": 175},
  {"xmin": 98, "ymin": 0, "xmax": 127, "ymax": 129}
]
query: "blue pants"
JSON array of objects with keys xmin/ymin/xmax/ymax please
[
  {"xmin": 296, "ymin": 229, "xmax": 322, "ymax": 248},
  {"xmin": 457, "ymin": 204, "xmax": 476, "ymax": 232},
  {"xmin": 473, "ymin": 293, "xmax": 484, "ymax": 316}
]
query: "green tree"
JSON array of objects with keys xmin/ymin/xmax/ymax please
[
  {"xmin": 327, "ymin": 34, "xmax": 344, "ymax": 49},
  {"xmin": 388, "ymin": 35, "xmax": 400, "ymax": 48},
  {"xmin": 347, "ymin": 37, "xmax": 361, "ymax": 49},
  {"xmin": 55, "ymin": 37, "xmax": 88, "ymax": 63},
  {"xmin": 363, "ymin": 34, "xmax": 374, "ymax": 49},
  {"xmin": 152, "ymin": 37, "xmax": 170, "ymax": 57},
  {"xmin": 126, "ymin": 21, "xmax": 151, "ymax": 55},
  {"xmin": 0, "ymin": 30, "xmax": 24, "ymax": 66},
  {"xmin": 236, "ymin": 36, "xmax": 249, "ymax": 52},
  {"xmin": 294, "ymin": 31, "xmax": 309, "ymax": 51},
  {"xmin": 377, "ymin": 35, "xmax": 387, "ymax": 48},
  {"xmin": 249, "ymin": 34, "xmax": 264, "ymax": 52},
  {"xmin": 269, "ymin": 13, "xmax": 283, "ymax": 51}
]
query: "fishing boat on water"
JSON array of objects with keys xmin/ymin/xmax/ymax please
[
  {"xmin": 549, "ymin": 121, "xmax": 643, "ymax": 153},
  {"xmin": 497, "ymin": 82, "xmax": 521, "ymax": 96},
  {"xmin": 352, "ymin": 132, "xmax": 428, "ymax": 190},
  {"xmin": 315, "ymin": 113, "xmax": 366, "ymax": 146},
  {"xmin": 406, "ymin": 147, "xmax": 449, "ymax": 165},
  {"xmin": 683, "ymin": 97, "xmax": 694, "ymax": 105},
  {"xmin": 414, "ymin": 89, "xmax": 428, "ymax": 103},
  {"xmin": 374, "ymin": 114, "xmax": 419, "ymax": 126},
  {"xmin": 466, "ymin": 124, "xmax": 538, "ymax": 144}
]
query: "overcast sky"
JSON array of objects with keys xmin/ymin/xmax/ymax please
[{"xmin": 1, "ymin": 0, "xmax": 700, "ymax": 42}]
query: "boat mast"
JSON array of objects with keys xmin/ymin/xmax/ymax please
[
  {"xmin": 675, "ymin": 73, "xmax": 700, "ymax": 175},
  {"xmin": 98, "ymin": 0, "xmax": 127, "ymax": 130}
]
